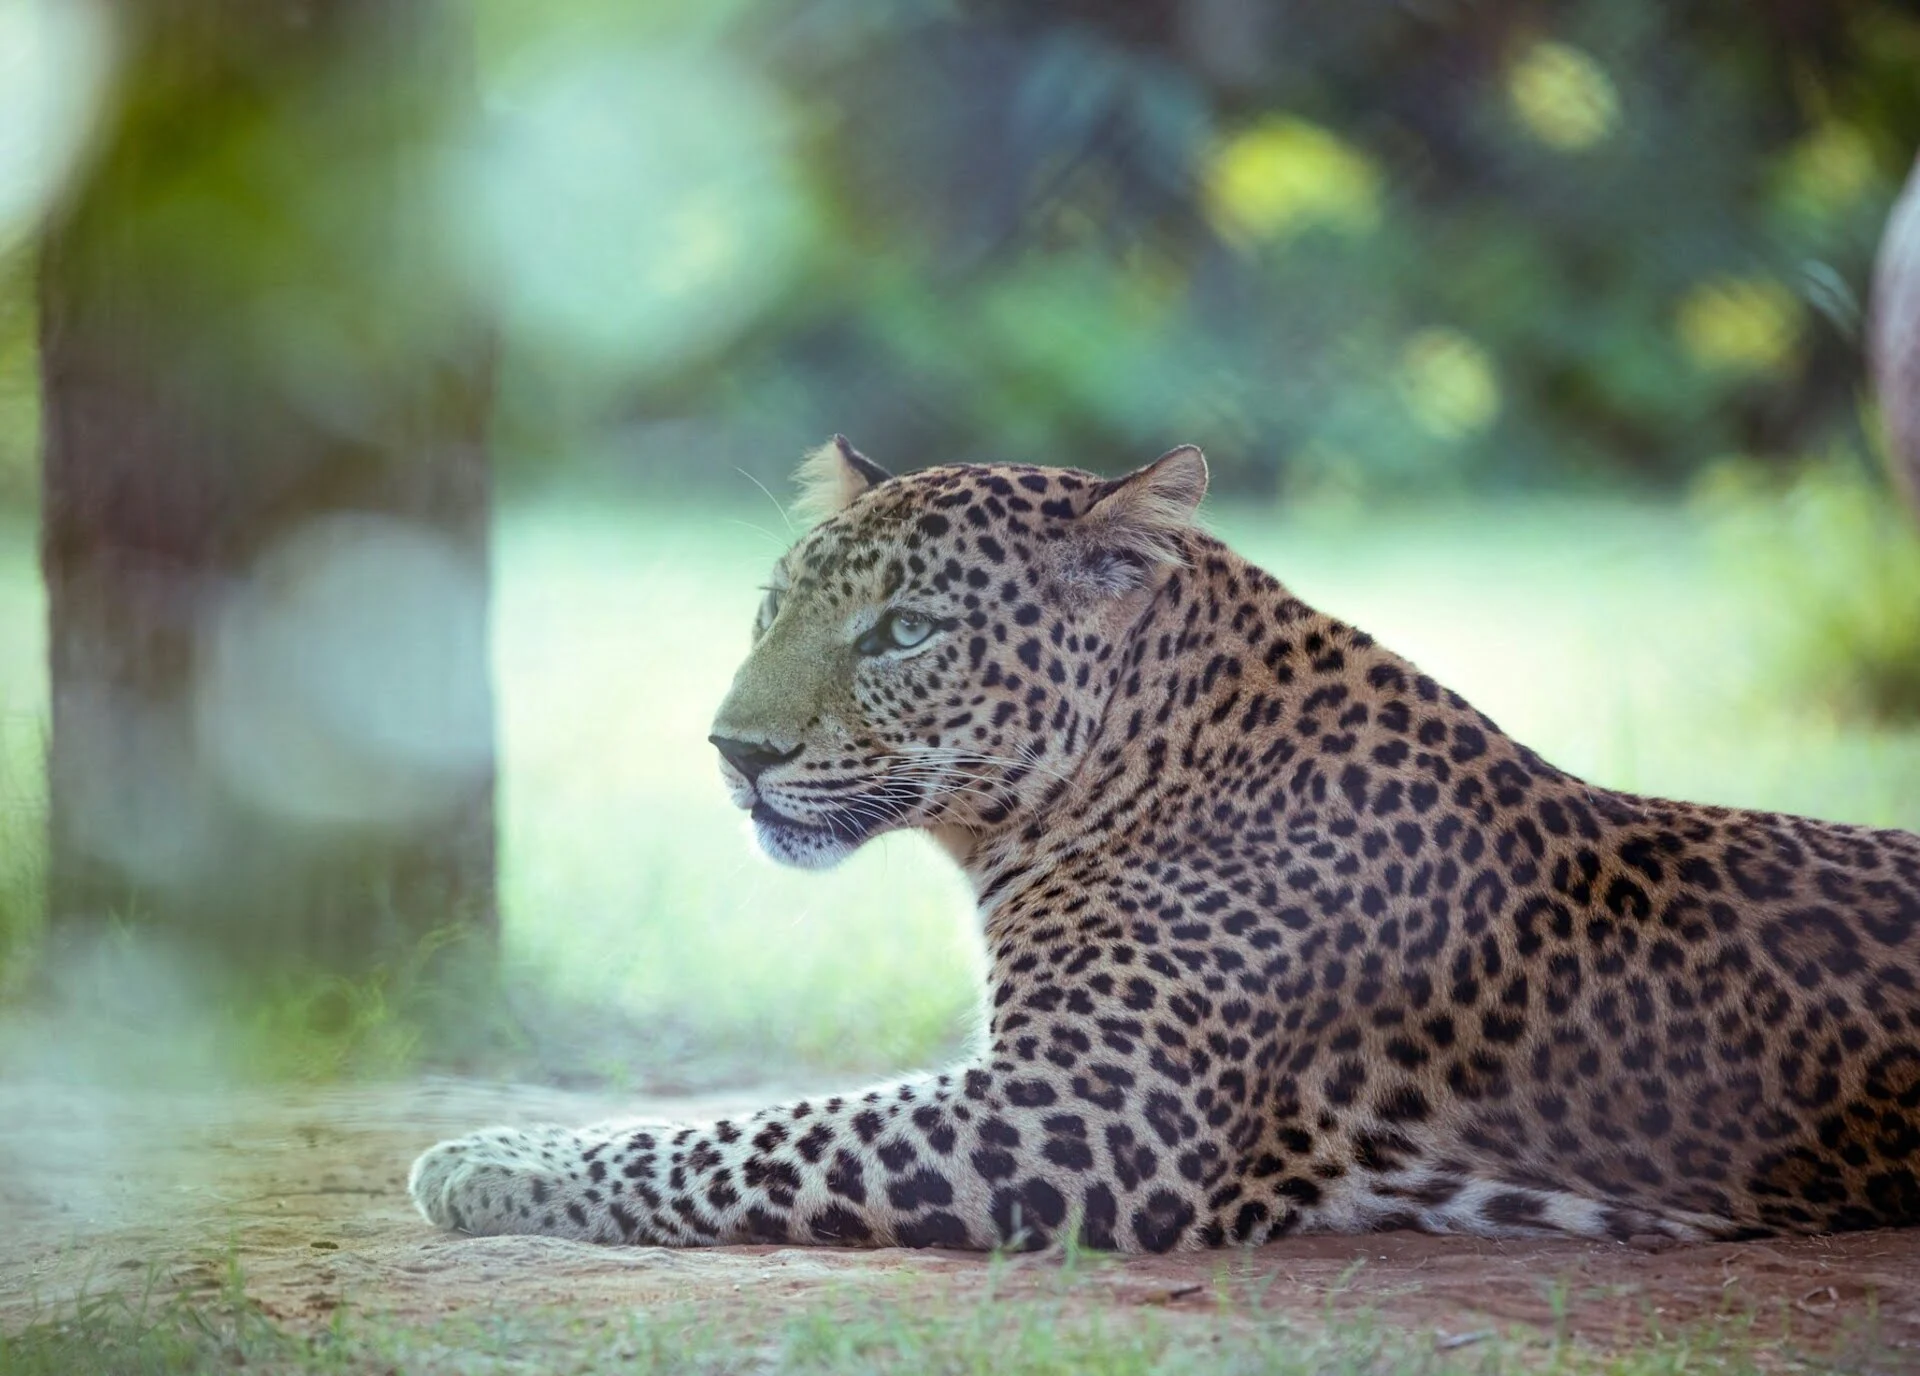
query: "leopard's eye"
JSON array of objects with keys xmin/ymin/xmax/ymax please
[
  {"xmin": 857, "ymin": 610, "xmax": 938, "ymax": 655},
  {"xmin": 887, "ymin": 612, "xmax": 934, "ymax": 648}
]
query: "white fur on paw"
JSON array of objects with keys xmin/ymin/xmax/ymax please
[
  {"xmin": 407, "ymin": 1128, "xmax": 575, "ymax": 1237},
  {"xmin": 407, "ymin": 1137, "xmax": 475, "ymax": 1229}
]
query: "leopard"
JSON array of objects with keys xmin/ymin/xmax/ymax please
[{"xmin": 410, "ymin": 437, "xmax": 1920, "ymax": 1252}]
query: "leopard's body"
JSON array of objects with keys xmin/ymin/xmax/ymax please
[{"xmin": 412, "ymin": 442, "xmax": 1920, "ymax": 1252}]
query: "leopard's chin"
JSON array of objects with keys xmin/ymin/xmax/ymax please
[
  {"xmin": 749, "ymin": 801, "xmax": 863, "ymax": 870},
  {"xmin": 747, "ymin": 785, "xmax": 923, "ymax": 871}
]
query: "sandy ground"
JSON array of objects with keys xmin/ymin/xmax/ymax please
[{"xmin": 2, "ymin": 1077, "xmax": 1918, "ymax": 1360}]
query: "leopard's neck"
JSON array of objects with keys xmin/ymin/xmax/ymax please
[{"xmin": 954, "ymin": 531, "xmax": 1564, "ymax": 944}]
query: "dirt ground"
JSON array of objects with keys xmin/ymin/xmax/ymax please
[{"xmin": 2, "ymin": 1076, "xmax": 1918, "ymax": 1360}]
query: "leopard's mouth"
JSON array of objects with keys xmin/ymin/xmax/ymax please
[
  {"xmin": 750, "ymin": 799, "xmax": 868, "ymax": 845},
  {"xmin": 749, "ymin": 781, "xmax": 924, "ymax": 850}
]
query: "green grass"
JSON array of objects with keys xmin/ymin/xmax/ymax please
[
  {"xmin": 0, "ymin": 1257, "xmax": 1897, "ymax": 1375},
  {"xmin": 2, "ymin": 494, "xmax": 1919, "ymax": 1081}
]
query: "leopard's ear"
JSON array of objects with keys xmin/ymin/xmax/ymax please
[
  {"xmin": 794, "ymin": 435, "xmax": 892, "ymax": 522},
  {"xmin": 1069, "ymin": 445, "xmax": 1208, "ymax": 595}
]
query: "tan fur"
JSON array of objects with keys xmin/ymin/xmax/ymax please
[{"xmin": 792, "ymin": 436, "xmax": 886, "ymax": 523}]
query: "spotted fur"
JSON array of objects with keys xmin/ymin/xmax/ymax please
[{"xmin": 411, "ymin": 443, "xmax": 1920, "ymax": 1251}]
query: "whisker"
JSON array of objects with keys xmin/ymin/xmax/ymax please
[
  {"xmin": 734, "ymin": 467, "xmax": 797, "ymax": 540},
  {"xmin": 721, "ymin": 517, "xmax": 791, "ymax": 554},
  {"xmin": 897, "ymin": 745, "xmax": 1079, "ymax": 786}
]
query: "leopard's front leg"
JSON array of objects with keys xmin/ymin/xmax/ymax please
[{"xmin": 409, "ymin": 1065, "xmax": 1209, "ymax": 1252}]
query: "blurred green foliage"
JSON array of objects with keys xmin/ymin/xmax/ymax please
[
  {"xmin": 1702, "ymin": 455, "xmax": 1920, "ymax": 720},
  {"xmin": 0, "ymin": 248, "xmax": 34, "ymax": 510},
  {"xmin": 0, "ymin": 510, "xmax": 41, "ymax": 1000},
  {"xmin": 2, "ymin": 0, "xmax": 1918, "ymax": 500},
  {"xmin": 465, "ymin": 0, "xmax": 1920, "ymax": 498}
]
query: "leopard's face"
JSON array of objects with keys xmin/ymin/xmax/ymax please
[{"xmin": 709, "ymin": 439, "xmax": 1208, "ymax": 869}]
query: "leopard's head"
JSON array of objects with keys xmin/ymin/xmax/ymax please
[{"xmin": 709, "ymin": 438, "xmax": 1208, "ymax": 868}]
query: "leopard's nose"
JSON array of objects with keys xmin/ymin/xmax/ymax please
[{"xmin": 709, "ymin": 735, "xmax": 802, "ymax": 783}]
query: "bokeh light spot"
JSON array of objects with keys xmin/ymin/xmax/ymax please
[
  {"xmin": 196, "ymin": 516, "xmax": 492, "ymax": 829},
  {"xmin": 1203, "ymin": 117, "xmax": 1381, "ymax": 246},
  {"xmin": 1398, "ymin": 329, "xmax": 1501, "ymax": 440},
  {"xmin": 0, "ymin": 0, "xmax": 116, "ymax": 249},
  {"xmin": 1776, "ymin": 122, "xmax": 1881, "ymax": 222},
  {"xmin": 1675, "ymin": 276, "xmax": 1802, "ymax": 376},
  {"xmin": 1507, "ymin": 40, "xmax": 1619, "ymax": 152},
  {"xmin": 450, "ymin": 43, "xmax": 805, "ymax": 386}
]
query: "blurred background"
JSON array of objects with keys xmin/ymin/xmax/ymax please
[{"xmin": 0, "ymin": 0, "xmax": 1917, "ymax": 1088}]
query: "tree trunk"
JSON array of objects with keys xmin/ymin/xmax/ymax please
[
  {"xmin": 1873, "ymin": 152, "xmax": 1920, "ymax": 523},
  {"xmin": 39, "ymin": 0, "xmax": 495, "ymax": 972}
]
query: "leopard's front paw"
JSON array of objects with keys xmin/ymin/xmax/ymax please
[{"xmin": 408, "ymin": 1127, "xmax": 592, "ymax": 1239}]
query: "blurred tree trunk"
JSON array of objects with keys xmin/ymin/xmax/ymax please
[
  {"xmin": 39, "ymin": 0, "xmax": 496, "ymax": 973},
  {"xmin": 1873, "ymin": 152, "xmax": 1920, "ymax": 523}
]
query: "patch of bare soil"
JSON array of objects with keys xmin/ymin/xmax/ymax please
[{"xmin": 1, "ymin": 1077, "xmax": 1916, "ymax": 1359}]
